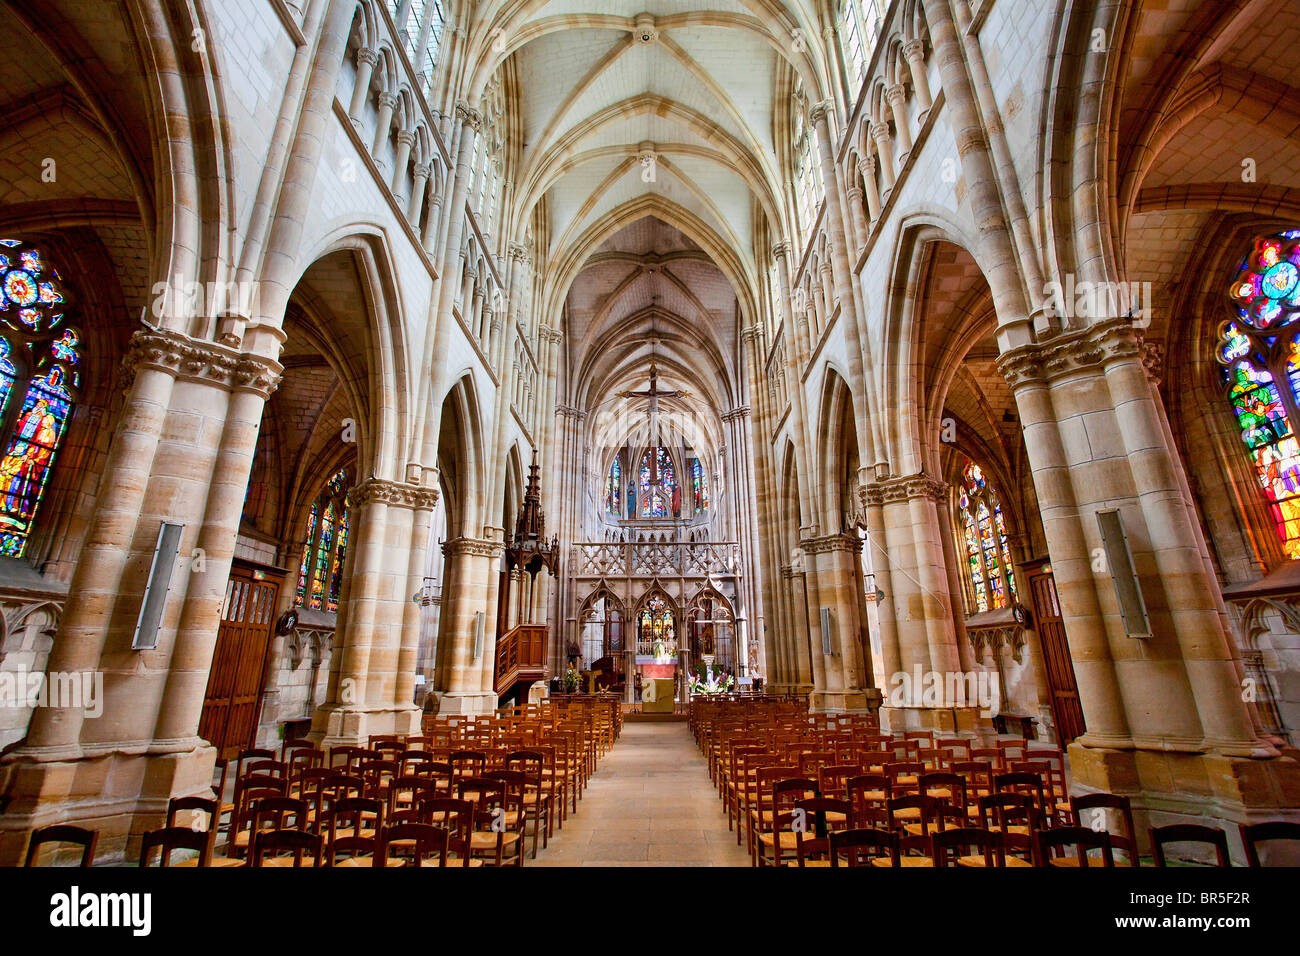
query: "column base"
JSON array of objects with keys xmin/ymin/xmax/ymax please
[
  {"xmin": 425, "ymin": 691, "xmax": 498, "ymax": 717},
  {"xmin": 309, "ymin": 704, "xmax": 422, "ymax": 750},
  {"xmin": 879, "ymin": 705, "xmax": 995, "ymax": 735},
  {"xmin": 1069, "ymin": 743, "xmax": 1300, "ymax": 864},
  {"xmin": 0, "ymin": 742, "xmax": 217, "ymax": 866},
  {"xmin": 810, "ymin": 688, "xmax": 884, "ymax": 714}
]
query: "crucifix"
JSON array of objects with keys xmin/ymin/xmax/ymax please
[{"xmin": 618, "ymin": 358, "xmax": 688, "ymax": 508}]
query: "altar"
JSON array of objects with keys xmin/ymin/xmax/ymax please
[{"xmin": 639, "ymin": 661, "xmax": 676, "ymax": 713}]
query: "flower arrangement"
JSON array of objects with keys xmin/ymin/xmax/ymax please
[
  {"xmin": 563, "ymin": 666, "xmax": 581, "ymax": 693},
  {"xmin": 687, "ymin": 669, "xmax": 734, "ymax": 696}
]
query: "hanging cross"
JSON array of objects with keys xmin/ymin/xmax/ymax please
[{"xmin": 618, "ymin": 359, "xmax": 688, "ymax": 487}]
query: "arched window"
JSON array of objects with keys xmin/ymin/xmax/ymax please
[
  {"xmin": 691, "ymin": 457, "xmax": 709, "ymax": 513},
  {"xmin": 0, "ymin": 240, "xmax": 80, "ymax": 557},
  {"xmin": 638, "ymin": 593, "xmax": 675, "ymax": 650},
  {"xmin": 606, "ymin": 454, "xmax": 622, "ymax": 515},
  {"xmin": 839, "ymin": 1, "xmax": 883, "ymax": 92},
  {"xmin": 1219, "ymin": 230, "xmax": 1300, "ymax": 557},
  {"xmin": 296, "ymin": 467, "xmax": 351, "ymax": 612},
  {"xmin": 792, "ymin": 88, "xmax": 824, "ymax": 241},
  {"xmin": 390, "ymin": 0, "xmax": 446, "ymax": 95},
  {"xmin": 954, "ymin": 459, "xmax": 1018, "ymax": 613},
  {"xmin": 639, "ymin": 446, "xmax": 678, "ymax": 518}
]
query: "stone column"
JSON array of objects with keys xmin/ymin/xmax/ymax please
[
  {"xmin": 858, "ymin": 159, "xmax": 882, "ymax": 226},
  {"xmin": 903, "ymin": 39, "xmax": 932, "ymax": 112},
  {"xmin": 311, "ymin": 478, "xmax": 432, "ymax": 748},
  {"xmin": 371, "ymin": 92, "xmax": 398, "ymax": 161},
  {"xmin": 391, "ymin": 130, "xmax": 414, "ymax": 195},
  {"xmin": 997, "ymin": 318, "xmax": 1298, "ymax": 853},
  {"xmin": 408, "ymin": 162, "xmax": 430, "ymax": 224},
  {"xmin": 431, "ymin": 537, "xmax": 503, "ymax": 715},
  {"xmin": 347, "ymin": 47, "xmax": 377, "ymax": 125},
  {"xmin": 870, "ymin": 122, "xmax": 895, "ymax": 193},
  {"xmin": 886, "ymin": 85, "xmax": 912, "ymax": 159},
  {"xmin": 803, "ymin": 533, "xmax": 876, "ymax": 712},
  {"xmin": 845, "ymin": 186, "xmax": 868, "ymax": 249}
]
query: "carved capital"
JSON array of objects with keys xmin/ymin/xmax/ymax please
[
  {"xmin": 771, "ymin": 241, "xmax": 791, "ymax": 262},
  {"xmin": 870, "ymin": 122, "xmax": 892, "ymax": 142},
  {"xmin": 442, "ymin": 536, "xmax": 504, "ymax": 559},
  {"xmin": 507, "ymin": 241, "xmax": 530, "ymax": 264},
  {"xmin": 801, "ymin": 531, "xmax": 862, "ymax": 555},
  {"xmin": 886, "ymin": 84, "xmax": 908, "ymax": 107},
  {"xmin": 903, "ymin": 38, "xmax": 926, "ymax": 62},
  {"xmin": 455, "ymin": 102, "xmax": 482, "ymax": 132},
  {"xmin": 721, "ymin": 405, "xmax": 751, "ymax": 424},
  {"xmin": 377, "ymin": 92, "xmax": 399, "ymax": 111},
  {"xmin": 995, "ymin": 316, "xmax": 1146, "ymax": 390},
  {"xmin": 345, "ymin": 477, "xmax": 440, "ymax": 511},
  {"xmin": 355, "ymin": 47, "xmax": 378, "ymax": 67},
  {"xmin": 412, "ymin": 162, "xmax": 431, "ymax": 179},
  {"xmin": 1142, "ymin": 341, "xmax": 1164, "ymax": 385},
  {"xmin": 557, "ymin": 404, "xmax": 586, "ymax": 421},
  {"xmin": 740, "ymin": 324, "xmax": 763, "ymax": 344},
  {"xmin": 862, "ymin": 472, "xmax": 947, "ymax": 507},
  {"xmin": 859, "ymin": 155, "xmax": 878, "ymax": 175},
  {"xmin": 809, "ymin": 99, "xmax": 835, "ymax": 127},
  {"xmin": 955, "ymin": 126, "xmax": 987, "ymax": 158},
  {"xmin": 540, "ymin": 325, "xmax": 563, "ymax": 345},
  {"xmin": 120, "ymin": 328, "xmax": 283, "ymax": 399},
  {"xmin": 395, "ymin": 130, "xmax": 415, "ymax": 147}
]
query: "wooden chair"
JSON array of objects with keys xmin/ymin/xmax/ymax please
[
  {"xmin": 994, "ymin": 770, "xmax": 1053, "ymax": 826},
  {"xmin": 380, "ymin": 823, "xmax": 450, "ymax": 867},
  {"xmin": 507, "ymin": 750, "xmax": 554, "ymax": 858},
  {"xmin": 166, "ymin": 795, "xmax": 219, "ymax": 832},
  {"xmin": 420, "ymin": 798, "xmax": 477, "ymax": 866},
  {"xmin": 931, "ymin": 827, "xmax": 1008, "ymax": 868},
  {"xmin": 829, "ymin": 828, "xmax": 899, "ymax": 867},
  {"xmin": 978, "ymin": 792, "xmax": 1039, "ymax": 864},
  {"xmin": 846, "ymin": 773, "xmax": 891, "ymax": 828},
  {"xmin": 1071, "ymin": 793, "xmax": 1139, "ymax": 866},
  {"xmin": 24, "ymin": 825, "xmax": 97, "ymax": 867},
  {"xmin": 327, "ymin": 834, "xmax": 386, "ymax": 867},
  {"xmin": 1239, "ymin": 821, "xmax": 1300, "ymax": 866},
  {"xmin": 139, "ymin": 827, "xmax": 211, "ymax": 867},
  {"xmin": 250, "ymin": 829, "xmax": 322, "ymax": 867},
  {"xmin": 327, "ymin": 796, "xmax": 383, "ymax": 844},
  {"xmin": 886, "ymin": 794, "xmax": 938, "ymax": 866},
  {"xmin": 1150, "ymin": 824, "xmax": 1230, "ymax": 867},
  {"xmin": 1037, "ymin": 827, "xmax": 1114, "ymax": 868}
]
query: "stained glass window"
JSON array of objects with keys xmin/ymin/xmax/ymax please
[
  {"xmin": 691, "ymin": 457, "xmax": 709, "ymax": 512},
  {"xmin": 295, "ymin": 467, "xmax": 351, "ymax": 610},
  {"xmin": 1218, "ymin": 231, "xmax": 1300, "ymax": 558},
  {"xmin": 639, "ymin": 593, "xmax": 675, "ymax": 646},
  {"xmin": 606, "ymin": 455, "xmax": 622, "ymax": 515},
  {"xmin": 0, "ymin": 240, "xmax": 80, "ymax": 557},
  {"xmin": 639, "ymin": 446, "xmax": 678, "ymax": 518},
  {"xmin": 954, "ymin": 458, "xmax": 1018, "ymax": 614}
]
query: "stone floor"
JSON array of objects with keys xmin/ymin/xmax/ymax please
[{"xmin": 531, "ymin": 722, "xmax": 751, "ymax": 866}]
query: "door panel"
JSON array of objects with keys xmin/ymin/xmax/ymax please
[
  {"xmin": 1026, "ymin": 564, "xmax": 1086, "ymax": 744},
  {"xmin": 199, "ymin": 566, "xmax": 280, "ymax": 758}
]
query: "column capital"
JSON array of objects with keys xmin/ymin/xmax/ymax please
[
  {"xmin": 355, "ymin": 46, "xmax": 378, "ymax": 67},
  {"xmin": 377, "ymin": 92, "xmax": 399, "ymax": 111},
  {"xmin": 507, "ymin": 240, "xmax": 531, "ymax": 264},
  {"xmin": 770, "ymin": 241, "xmax": 792, "ymax": 263},
  {"xmin": 809, "ymin": 99, "xmax": 835, "ymax": 126},
  {"xmin": 801, "ymin": 531, "xmax": 862, "ymax": 554},
  {"xmin": 859, "ymin": 155, "xmax": 878, "ymax": 175},
  {"xmin": 862, "ymin": 471, "xmax": 947, "ymax": 506},
  {"xmin": 995, "ymin": 316, "xmax": 1145, "ymax": 390},
  {"xmin": 557, "ymin": 404, "xmax": 586, "ymax": 421},
  {"xmin": 395, "ymin": 129, "xmax": 415, "ymax": 147},
  {"xmin": 1142, "ymin": 341, "xmax": 1164, "ymax": 385},
  {"xmin": 345, "ymin": 476, "xmax": 440, "ymax": 511},
  {"xmin": 721, "ymin": 405, "xmax": 751, "ymax": 423},
  {"xmin": 740, "ymin": 324, "xmax": 763, "ymax": 344},
  {"xmin": 870, "ymin": 121, "xmax": 892, "ymax": 142},
  {"xmin": 903, "ymin": 38, "xmax": 926, "ymax": 61},
  {"xmin": 442, "ymin": 536, "xmax": 504, "ymax": 559},
  {"xmin": 540, "ymin": 325, "xmax": 563, "ymax": 345},
  {"xmin": 412, "ymin": 162, "xmax": 431, "ymax": 179},
  {"xmin": 455, "ymin": 101, "xmax": 482, "ymax": 131},
  {"xmin": 886, "ymin": 84, "xmax": 908, "ymax": 106},
  {"xmin": 120, "ymin": 327, "xmax": 283, "ymax": 399}
]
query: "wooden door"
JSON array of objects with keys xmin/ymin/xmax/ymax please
[
  {"xmin": 198, "ymin": 565, "xmax": 280, "ymax": 758},
  {"xmin": 1025, "ymin": 563, "xmax": 1086, "ymax": 744}
]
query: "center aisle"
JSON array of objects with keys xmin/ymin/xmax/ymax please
[{"xmin": 532, "ymin": 721, "xmax": 751, "ymax": 867}]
